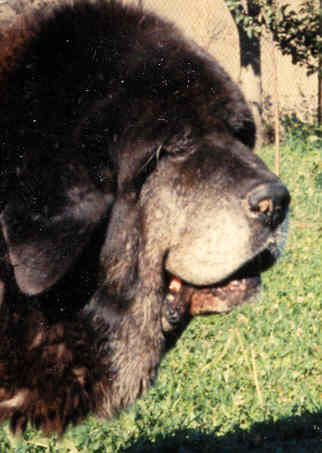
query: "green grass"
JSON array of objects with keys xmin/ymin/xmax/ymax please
[{"xmin": 1, "ymin": 128, "xmax": 321, "ymax": 452}]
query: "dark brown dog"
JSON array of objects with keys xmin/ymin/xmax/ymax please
[{"xmin": 0, "ymin": 0, "xmax": 290, "ymax": 434}]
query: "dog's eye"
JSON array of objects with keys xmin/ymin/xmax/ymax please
[
  {"xmin": 154, "ymin": 145, "xmax": 187, "ymax": 160},
  {"xmin": 165, "ymin": 146, "xmax": 185, "ymax": 156},
  {"xmin": 137, "ymin": 144, "xmax": 189, "ymax": 183},
  {"xmin": 164, "ymin": 145, "xmax": 194, "ymax": 161},
  {"xmin": 163, "ymin": 129, "xmax": 197, "ymax": 160}
]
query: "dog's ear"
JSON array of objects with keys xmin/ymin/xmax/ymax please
[{"xmin": 1, "ymin": 163, "xmax": 114, "ymax": 296}]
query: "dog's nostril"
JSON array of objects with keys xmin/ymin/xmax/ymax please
[
  {"xmin": 248, "ymin": 183, "xmax": 290, "ymax": 228},
  {"xmin": 257, "ymin": 198, "xmax": 273, "ymax": 214}
]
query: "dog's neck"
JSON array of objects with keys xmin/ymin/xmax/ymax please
[{"xmin": 85, "ymin": 287, "xmax": 167, "ymax": 418}]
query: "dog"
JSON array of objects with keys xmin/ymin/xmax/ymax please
[{"xmin": 0, "ymin": 0, "xmax": 290, "ymax": 434}]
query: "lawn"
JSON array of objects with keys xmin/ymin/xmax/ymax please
[{"xmin": 1, "ymin": 123, "xmax": 321, "ymax": 452}]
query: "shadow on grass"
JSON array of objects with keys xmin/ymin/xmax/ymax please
[{"xmin": 119, "ymin": 410, "xmax": 322, "ymax": 453}]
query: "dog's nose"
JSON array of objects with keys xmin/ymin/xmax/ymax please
[{"xmin": 248, "ymin": 182, "xmax": 290, "ymax": 228}]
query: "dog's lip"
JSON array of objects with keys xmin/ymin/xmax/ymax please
[
  {"xmin": 188, "ymin": 275, "xmax": 261, "ymax": 315},
  {"xmin": 165, "ymin": 273, "xmax": 262, "ymax": 317}
]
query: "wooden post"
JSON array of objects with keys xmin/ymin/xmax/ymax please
[{"xmin": 272, "ymin": 39, "xmax": 280, "ymax": 176}]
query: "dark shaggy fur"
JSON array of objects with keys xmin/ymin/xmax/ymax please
[{"xmin": 0, "ymin": 0, "xmax": 290, "ymax": 434}]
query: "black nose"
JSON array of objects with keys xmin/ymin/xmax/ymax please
[{"xmin": 248, "ymin": 182, "xmax": 290, "ymax": 228}]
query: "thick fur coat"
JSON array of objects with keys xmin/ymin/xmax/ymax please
[{"xmin": 0, "ymin": 0, "xmax": 290, "ymax": 434}]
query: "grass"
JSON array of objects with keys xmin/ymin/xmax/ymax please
[{"xmin": 1, "ymin": 124, "xmax": 321, "ymax": 452}]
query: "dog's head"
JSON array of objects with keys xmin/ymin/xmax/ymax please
[
  {"xmin": 0, "ymin": 1, "xmax": 290, "ymax": 433},
  {"xmin": 91, "ymin": 129, "xmax": 290, "ymax": 336}
]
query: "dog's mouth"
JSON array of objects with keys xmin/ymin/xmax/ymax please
[
  {"xmin": 162, "ymin": 247, "xmax": 277, "ymax": 332},
  {"xmin": 189, "ymin": 275, "xmax": 261, "ymax": 315},
  {"xmin": 163, "ymin": 272, "xmax": 261, "ymax": 320}
]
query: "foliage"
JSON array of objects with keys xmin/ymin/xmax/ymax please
[
  {"xmin": 270, "ymin": 0, "xmax": 321, "ymax": 75},
  {"xmin": 282, "ymin": 114, "xmax": 322, "ymax": 148},
  {"xmin": 225, "ymin": 0, "xmax": 321, "ymax": 75},
  {"xmin": 225, "ymin": 0, "xmax": 263, "ymax": 38}
]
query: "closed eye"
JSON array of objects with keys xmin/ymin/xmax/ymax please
[{"xmin": 162, "ymin": 127, "xmax": 198, "ymax": 160}]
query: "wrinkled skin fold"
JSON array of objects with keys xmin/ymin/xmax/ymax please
[{"xmin": 0, "ymin": 0, "xmax": 290, "ymax": 434}]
